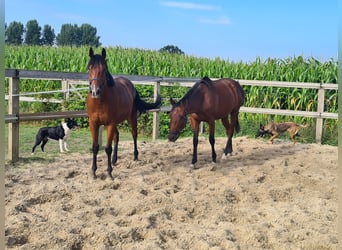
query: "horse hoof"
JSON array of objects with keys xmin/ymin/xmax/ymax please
[
  {"xmin": 191, "ymin": 164, "xmax": 200, "ymax": 169},
  {"xmin": 91, "ymin": 171, "xmax": 97, "ymax": 179},
  {"xmin": 107, "ymin": 173, "xmax": 114, "ymax": 180},
  {"xmin": 222, "ymin": 153, "xmax": 231, "ymax": 159}
]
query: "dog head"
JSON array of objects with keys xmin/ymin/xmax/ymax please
[
  {"xmin": 256, "ymin": 123, "xmax": 267, "ymax": 138},
  {"xmin": 65, "ymin": 118, "xmax": 80, "ymax": 130}
]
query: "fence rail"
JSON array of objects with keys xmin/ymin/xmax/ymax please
[{"xmin": 5, "ymin": 69, "xmax": 338, "ymax": 162}]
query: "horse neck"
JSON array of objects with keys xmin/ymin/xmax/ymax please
[
  {"xmin": 181, "ymin": 96, "xmax": 199, "ymax": 115},
  {"xmin": 187, "ymin": 85, "xmax": 208, "ymax": 113}
]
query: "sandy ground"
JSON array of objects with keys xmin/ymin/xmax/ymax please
[{"xmin": 5, "ymin": 136, "xmax": 338, "ymax": 249}]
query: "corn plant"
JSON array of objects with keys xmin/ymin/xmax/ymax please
[{"xmin": 5, "ymin": 45, "xmax": 338, "ymax": 145}]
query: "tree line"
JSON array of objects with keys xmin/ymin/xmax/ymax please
[
  {"xmin": 5, "ymin": 19, "xmax": 186, "ymax": 54},
  {"xmin": 5, "ymin": 19, "xmax": 101, "ymax": 47}
]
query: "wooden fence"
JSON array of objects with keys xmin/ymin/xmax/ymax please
[{"xmin": 5, "ymin": 69, "xmax": 338, "ymax": 162}]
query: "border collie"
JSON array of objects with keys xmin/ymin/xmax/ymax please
[{"xmin": 31, "ymin": 118, "xmax": 79, "ymax": 154}]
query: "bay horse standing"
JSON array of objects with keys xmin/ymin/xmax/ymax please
[
  {"xmin": 86, "ymin": 48, "xmax": 161, "ymax": 179},
  {"xmin": 168, "ymin": 76, "xmax": 244, "ymax": 167}
]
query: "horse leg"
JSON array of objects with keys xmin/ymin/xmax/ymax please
[
  {"xmin": 208, "ymin": 121, "xmax": 216, "ymax": 163},
  {"xmin": 106, "ymin": 125, "xmax": 118, "ymax": 180},
  {"xmin": 92, "ymin": 144, "xmax": 99, "ymax": 178},
  {"xmin": 89, "ymin": 122, "xmax": 100, "ymax": 179},
  {"xmin": 112, "ymin": 126, "xmax": 119, "ymax": 165},
  {"xmin": 221, "ymin": 116, "xmax": 234, "ymax": 159},
  {"xmin": 190, "ymin": 117, "xmax": 200, "ymax": 168},
  {"xmin": 226, "ymin": 111, "xmax": 239, "ymax": 157},
  {"xmin": 130, "ymin": 117, "xmax": 139, "ymax": 161}
]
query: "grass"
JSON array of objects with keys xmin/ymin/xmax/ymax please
[
  {"xmin": 5, "ymin": 114, "xmax": 336, "ymax": 165},
  {"xmin": 4, "ymin": 123, "xmax": 153, "ymax": 164}
]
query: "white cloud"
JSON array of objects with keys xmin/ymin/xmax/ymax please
[
  {"xmin": 160, "ymin": 1, "xmax": 220, "ymax": 11},
  {"xmin": 160, "ymin": 1, "xmax": 231, "ymax": 25},
  {"xmin": 199, "ymin": 16, "xmax": 231, "ymax": 25}
]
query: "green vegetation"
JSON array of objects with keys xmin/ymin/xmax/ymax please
[
  {"xmin": 4, "ymin": 124, "xmax": 149, "ymax": 162},
  {"xmin": 5, "ymin": 46, "xmax": 338, "ymax": 145}
]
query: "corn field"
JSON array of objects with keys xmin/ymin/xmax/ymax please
[{"xmin": 5, "ymin": 46, "xmax": 338, "ymax": 145}]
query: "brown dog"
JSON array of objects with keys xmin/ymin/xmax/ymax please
[{"xmin": 256, "ymin": 122, "xmax": 308, "ymax": 144}]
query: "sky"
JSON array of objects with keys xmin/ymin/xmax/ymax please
[{"xmin": 5, "ymin": 0, "xmax": 338, "ymax": 62}]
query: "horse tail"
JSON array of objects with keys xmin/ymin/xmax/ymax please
[
  {"xmin": 235, "ymin": 118, "xmax": 241, "ymax": 133},
  {"xmin": 134, "ymin": 90, "xmax": 162, "ymax": 114},
  {"xmin": 235, "ymin": 80, "xmax": 245, "ymax": 106},
  {"xmin": 233, "ymin": 80, "xmax": 244, "ymax": 134}
]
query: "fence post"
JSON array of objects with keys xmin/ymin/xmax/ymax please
[
  {"xmin": 315, "ymin": 86, "xmax": 325, "ymax": 144},
  {"xmin": 8, "ymin": 74, "xmax": 20, "ymax": 162},
  {"xmin": 152, "ymin": 81, "xmax": 161, "ymax": 141},
  {"xmin": 62, "ymin": 79, "xmax": 70, "ymax": 99}
]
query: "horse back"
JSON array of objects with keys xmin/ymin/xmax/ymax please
[
  {"xmin": 187, "ymin": 78, "xmax": 243, "ymax": 121},
  {"xmin": 113, "ymin": 76, "xmax": 136, "ymax": 100},
  {"xmin": 210, "ymin": 78, "xmax": 244, "ymax": 110}
]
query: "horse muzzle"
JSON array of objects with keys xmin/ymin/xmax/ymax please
[
  {"xmin": 89, "ymin": 78, "xmax": 103, "ymax": 98},
  {"xmin": 168, "ymin": 132, "xmax": 179, "ymax": 142},
  {"xmin": 89, "ymin": 85, "xmax": 102, "ymax": 98}
]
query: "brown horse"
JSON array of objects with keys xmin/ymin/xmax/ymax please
[
  {"xmin": 86, "ymin": 48, "xmax": 161, "ymax": 179},
  {"xmin": 168, "ymin": 76, "xmax": 244, "ymax": 167}
]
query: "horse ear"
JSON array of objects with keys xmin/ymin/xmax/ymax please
[
  {"xmin": 102, "ymin": 48, "xmax": 106, "ymax": 59},
  {"xmin": 202, "ymin": 76, "xmax": 212, "ymax": 84},
  {"xmin": 89, "ymin": 47, "xmax": 94, "ymax": 57},
  {"xmin": 170, "ymin": 98, "xmax": 177, "ymax": 106}
]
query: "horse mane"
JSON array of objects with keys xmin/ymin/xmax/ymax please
[
  {"xmin": 87, "ymin": 54, "xmax": 115, "ymax": 87},
  {"xmin": 176, "ymin": 76, "xmax": 212, "ymax": 106},
  {"xmin": 106, "ymin": 70, "xmax": 115, "ymax": 87}
]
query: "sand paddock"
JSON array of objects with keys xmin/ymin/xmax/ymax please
[{"xmin": 5, "ymin": 136, "xmax": 337, "ymax": 249}]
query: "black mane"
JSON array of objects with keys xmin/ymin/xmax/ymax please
[{"xmin": 175, "ymin": 76, "xmax": 212, "ymax": 106}]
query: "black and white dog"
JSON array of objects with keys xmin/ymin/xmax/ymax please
[{"xmin": 31, "ymin": 118, "xmax": 79, "ymax": 154}]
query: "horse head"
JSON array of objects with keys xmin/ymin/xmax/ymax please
[
  {"xmin": 87, "ymin": 47, "xmax": 108, "ymax": 98},
  {"xmin": 168, "ymin": 98, "xmax": 188, "ymax": 142}
]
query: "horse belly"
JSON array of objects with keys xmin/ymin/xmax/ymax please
[{"xmin": 200, "ymin": 100, "xmax": 233, "ymax": 119}]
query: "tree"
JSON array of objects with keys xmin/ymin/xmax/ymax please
[
  {"xmin": 25, "ymin": 19, "xmax": 41, "ymax": 45},
  {"xmin": 6, "ymin": 21, "xmax": 24, "ymax": 45},
  {"xmin": 41, "ymin": 24, "xmax": 55, "ymax": 46},
  {"xmin": 80, "ymin": 24, "xmax": 101, "ymax": 47},
  {"xmin": 56, "ymin": 24, "xmax": 76, "ymax": 46},
  {"xmin": 159, "ymin": 45, "xmax": 184, "ymax": 55},
  {"xmin": 57, "ymin": 23, "xmax": 101, "ymax": 47}
]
